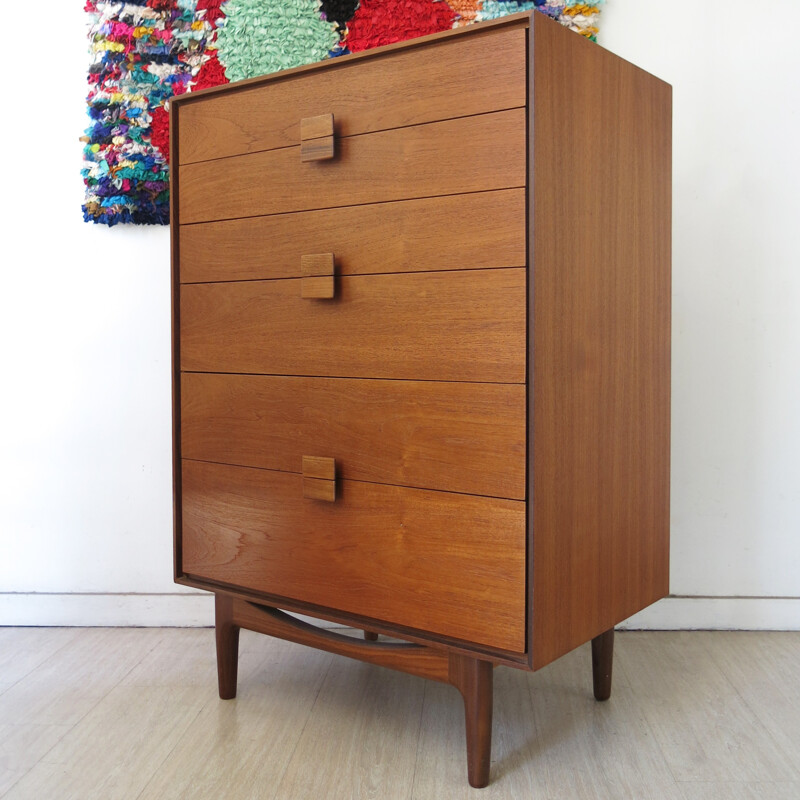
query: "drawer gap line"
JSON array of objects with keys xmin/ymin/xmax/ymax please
[
  {"xmin": 180, "ymin": 457, "xmax": 525, "ymax": 503},
  {"xmin": 179, "ymin": 263, "xmax": 527, "ymax": 287},
  {"xmin": 178, "ymin": 186, "xmax": 525, "ymax": 229},
  {"xmin": 179, "ymin": 370, "xmax": 526, "ymax": 387},
  {"xmin": 178, "ymin": 105, "xmax": 527, "ymax": 168},
  {"xmin": 178, "ymin": 185, "xmax": 526, "ymax": 228}
]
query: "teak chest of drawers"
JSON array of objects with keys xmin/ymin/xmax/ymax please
[{"xmin": 170, "ymin": 11, "xmax": 671, "ymax": 788}]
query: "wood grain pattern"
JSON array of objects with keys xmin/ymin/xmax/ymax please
[
  {"xmin": 300, "ymin": 275, "xmax": 334, "ymax": 299},
  {"xmin": 180, "ymin": 373, "xmax": 525, "ymax": 499},
  {"xmin": 529, "ymin": 14, "xmax": 672, "ymax": 669},
  {"xmin": 591, "ymin": 627, "xmax": 614, "ymax": 701},
  {"xmin": 448, "ymin": 655, "xmax": 493, "ymax": 788},
  {"xmin": 300, "ymin": 253, "xmax": 335, "ymax": 298},
  {"xmin": 168, "ymin": 19, "xmax": 674, "ymax": 776},
  {"xmin": 181, "ymin": 460, "xmax": 526, "ymax": 652},
  {"xmin": 300, "ymin": 253, "xmax": 335, "ymax": 277},
  {"xmin": 300, "ymin": 113, "xmax": 334, "ymax": 141},
  {"xmin": 180, "ymin": 268, "xmax": 526, "ymax": 383},
  {"xmin": 169, "ymin": 97, "xmax": 183, "ymax": 584},
  {"xmin": 300, "ymin": 114, "xmax": 335, "ymax": 161},
  {"xmin": 214, "ymin": 593, "xmax": 239, "ymax": 699},
  {"xmin": 301, "ymin": 477, "xmax": 335, "ymax": 502},
  {"xmin": 229, "ymin": 600, "xmax": 452, "ymax": 683},
  {"xmin": 300, "ymin": 136, "xmax": 334, "ymax": 162},
  {"xmin": 175, "ymin": 27, "xmax": 526, "ymax": 164},
  {"xmin": 178, "ymin": 189, "xmax": 526, "ymax": 284},
  {"xmin": 302, "ymin": 456, "xmax": 336, "ymax": 502},
  {"xmin": 412, "ymin": 650, "xmax": 541, "ymax": 799},
  {"xmin": 178, "ymin": 109, "xmax": 525, "ymax": 224},
  {"xmin": 301, "ymin": 456, "xmax": 336, "ymax": 481}
]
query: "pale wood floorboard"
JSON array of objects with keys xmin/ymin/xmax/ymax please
[
  {"xmin": 616, "ymin": 632, "xmax": 799, "ymax": 784},
  {"xmin": 5, "ymin": 686, "xmax": 209, "ymax": 800},
  {"xmin": 0, "ymin": 629, "xmax": 164, "ymax": 728},
  {"xmin": 526, "ymin": 646, "xmax": 684, "ymax": 800},
  {"xmin": 275, "ymin": 657, "xmax": 425, "ymax": 800},
  {"xmin": 0, "ymin": 723, "xmax": 71, "ymax": 797},
  {"xmin": 699, "ymin": 632, "xmax": 800, "ymax": 775},
  {"xmin": 0, "ymin": 629, "xmax": 797, "ymax": 800},
  {"xmin": 0, "ymin": 629, "xmax": 80, "ymax": 688},
  {"xmin": 678, "ymin": 782, "xmax": 800, "ymax": 800},
  {"xmin": 137, "ymin": 636, "xmax": 334, "ymax": 800},
  {"xmin": 0, "ymin": 629, "xmax": 166, "ymax": 797}
]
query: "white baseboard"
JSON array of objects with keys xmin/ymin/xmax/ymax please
[
  {"xmin": 0, "ymin": 592, "xmax": 216, "ymax": 627},
  {"xmin": 0, "ymin": 593, "xmax": 798, "ymax": 630},
  {"xmin": 617, "ymin": 596, "xmax": 800, "ymax": 630},
  {"xmin": 0, "ymin": 592, "xmax": 338, "ymax": 629}
]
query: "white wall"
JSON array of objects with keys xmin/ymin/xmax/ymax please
[
  {"xmin": 0, "ymin": 3, "xmax": 207, "ymax": 625},
  {"xmin": 601, "ymin": 0, "xmax": 800, "ymax": 629},
  {"xmin": 0, "ymin": 1, "xmax": 797, "ymax": 628}
]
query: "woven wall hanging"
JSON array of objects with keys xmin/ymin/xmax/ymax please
[{"xmin": 82, "ymin": 0, "xmax": 603, "ymax": 226}]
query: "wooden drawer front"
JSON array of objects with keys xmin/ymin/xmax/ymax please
[
  {"xmin": 181, "ymin": 460, "xmax": 526, "ymax": 652},
  {"xmin": 178, "ymin": 109, "xmax": 525, "ymax": 224},
  {"xmin": 176, "ymin": 27, "xmax": 526, "ymax": 165},
  {"xmin": 179, "ymin": 189, "xmax": 526, "ymax": 284},
  {"xmin": 180, "ymin": 268, "xmax": 525, "ymax": 383},
  {"xmin": 181, "ymin": 374, "xmax": 525, "ymax": 500}
]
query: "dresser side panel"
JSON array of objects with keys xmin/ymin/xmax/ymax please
[
  {"xmin": 170, "ymin": 100, "xmax": 183, "ymax": 581},
  {"xmin": 530, "ymin": 16, "xmax": 672, "ymax": 669}
]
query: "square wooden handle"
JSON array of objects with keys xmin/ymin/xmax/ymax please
[
  {"xmin": 300, "ymin": 253, "xmax": 335, "ymax": 299},
  {"xmin": 302, "ymin": 456, "xmax": 336, "ymax": 502},
  {"xmin": 300, "ymin": 113, "xmax": 335, "ymax": 162}
]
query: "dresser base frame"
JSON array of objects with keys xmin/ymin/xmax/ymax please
[{"xmin": 214, "ymin": 592, "xmax": 614, "ymax": 788}]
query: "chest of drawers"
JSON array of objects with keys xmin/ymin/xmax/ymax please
[{"xmin": 170, "ymin": 11, "xmax": 671, "ymax": 787}]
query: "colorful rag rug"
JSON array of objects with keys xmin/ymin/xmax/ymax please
[
  {"xmin": 82, "ymin": 0, "xmax": 602, "ymax": 225},
  {"xmin": 82, "ymin": 0, "xmax": 228, "ymax": 225}
]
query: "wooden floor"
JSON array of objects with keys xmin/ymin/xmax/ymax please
[{"xmin": 0, "ymin": 629, "xmax": 798, "ymax": 799}]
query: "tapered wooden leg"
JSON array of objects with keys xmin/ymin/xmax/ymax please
[
  {"xmin": 363, "ymin": 630, "xmax": 379, "ymax": 641},
  {"xmin": 591, "ymin": 627, "xmax": 614, "ymax": 701},
  {"xmin": 449, "ymin": 654, "xmax": 493, "ymax": 788},
  {"xmin": 215, "ymin": 593, "xmax": 240, "ymax": 700}
]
